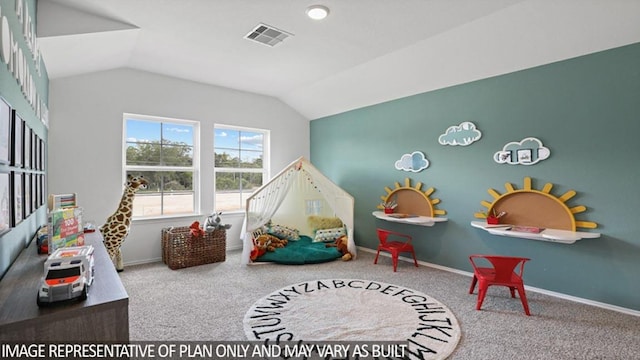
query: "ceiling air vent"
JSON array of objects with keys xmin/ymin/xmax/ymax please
[{"xmin": 245, "ymin": 23, "xmax": 293, "ymax": 47}]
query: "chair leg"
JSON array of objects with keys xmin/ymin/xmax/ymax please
[
  {"xmin": 374, "ymin": 250, "xmax": 381, "ymax": 264},
  {"xmin": 392, "ymin": 253, "xmax": 398, "ymax": 272},
  {"xmin": 476, "ymin": 285, "xmax": 488, "ymax": 311},
  {"xmin": 516, "ymin": 285, "xmax": 531, "ymax": 316},
  {"xmin": 469, "ymin": 276, "xmax": 478, "ymax": 294},
  {"xmin": 509, "ymin": 286, "xmax": 516, "ymax": 298},
  {"xmin": 411, "ymin": 250, "xmax": 418, "ymax": 268}
]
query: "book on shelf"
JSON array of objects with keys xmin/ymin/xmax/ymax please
[
  {"xmin": 48, "ymin": 207, "xmax": 85, "ymax": 253},
  {"xmin": 510, "ymin": 225, "xmax": 544, "ymax": 234},
  {"xmin": 483, "ymin": 223, "xmax": 512, "ymax": 229},
  {"xmin": 387, "ymin": 213, "xmax": 419, "ymax": 219}
]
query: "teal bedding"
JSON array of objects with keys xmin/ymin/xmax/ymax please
[{"xmin": 255, "ymin": 235, "xmax": 342, "ymax": 265}]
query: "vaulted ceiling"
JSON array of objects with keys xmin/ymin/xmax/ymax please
[{"xmin": 37, "ymin": 0, "xmax": 640, "ymax": 119}]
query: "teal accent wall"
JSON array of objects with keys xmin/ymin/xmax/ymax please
[
  {"xmin": 0, "ymin": 0, "xmax": 49, "ymax": 278},
  {"xmin": 311, "ymin": 42, "xmax": 640, "ymax": 311}
]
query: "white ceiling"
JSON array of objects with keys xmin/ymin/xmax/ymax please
[{"xmin": 37, "ymin": 0, "xmax": 640, "ymax": 119}]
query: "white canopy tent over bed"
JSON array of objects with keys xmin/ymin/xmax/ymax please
[{"xmin": 241, "ymin": 157, "xmax": 355, "ymax": 264}]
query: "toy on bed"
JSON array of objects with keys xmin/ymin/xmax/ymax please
[
  {"xmin": 256, "ymin": 234, "xmax": 288, "ymax": 252},
  {"xmin": 249, "ymin": 218, "xmax": 347, "ymax": 264},
  {"xmin": 249, "ymin": 227, "xmax": 291, "ymax": 261},
  {"xmin": 325, "ymin": 235, "xmax": 353, "ymax": 261}
]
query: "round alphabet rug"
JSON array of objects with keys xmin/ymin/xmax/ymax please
[{"xmin": 244, "ymin": 279, "xmax": 461, "ymax": 359}]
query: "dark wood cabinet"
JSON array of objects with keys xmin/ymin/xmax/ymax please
[{"xmin": 0, "ymin": 231, "xmax": 129, "ymax": 341}]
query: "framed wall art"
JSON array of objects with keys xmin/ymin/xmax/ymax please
[
  {"xmin": 0, "ymin": 97, "xmax": 10, "ymax": 165},
  {"xmin": 32, "ymin": 172, "xmax": 39, "ymax": 211},
  {"xmin": 23, "ymin": 124, "xmax": 30, "ymax": 169},
  {"xmin": 0, "ymin": 172, "xmax": 10, "ymax": 235},
  {"xmin": 33, "ymin": 134, "xmax": 38, "ymax": 171},
  {"xmin": 24, "ymin": 172, "xmax": 30, "ymax": 217},
  {"xmin": 516, "ymin": 149, "xmax": 533, "ymax": 164},
  {"xmin": 12, "ymin": 172, "xmax": 22, "ymax": 226},
  {"xmin": 40, "ymin": 138, "xmax": 45, "ymax": 171},
  {"xmin": 11, "ymin": 111, "xmax": 23, "ymax": 168},
  {"xmin": 32, "ymin": 131, "xmax": 38, "ymax": 170},
  {"xmin": 38, "ymin": 174, "xmax": 45, "ymax": 206}
]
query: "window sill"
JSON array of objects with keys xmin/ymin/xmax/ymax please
[{"xmin": 132, "ymin": 214, "xmax": 204, "ymax": 223}]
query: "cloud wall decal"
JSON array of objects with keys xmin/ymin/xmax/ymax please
[
  {"xmin": 395, "ymin": 151, "xmax": 430, "ymax": 172},
  {"xmin": 438, "ymin": 121, "xmax": 482, "ymax": 146}
]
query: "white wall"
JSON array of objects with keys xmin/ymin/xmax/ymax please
[{"xmin": 48, "ymin": 68, "xmax": 309, "ymax": 265}]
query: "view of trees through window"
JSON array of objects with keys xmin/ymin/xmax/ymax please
[
  {"xmin": 214, "ymin": 127, "xmax": 267, "ymax": 212},
  {"xmin": 125, "ymin": 117, "xmax": 196, "ymax": 217}
]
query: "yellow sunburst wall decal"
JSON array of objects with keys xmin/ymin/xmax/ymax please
[
  {"xmin": 474, "ymin": 177, "xmax": 597, "ymax": 231},
  {"xmin": 377, "ymin": 178, "xmax": 446, "ymax": 217}
]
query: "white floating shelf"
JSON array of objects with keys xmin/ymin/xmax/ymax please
[
  {"xmin": 373, "ymin": 211, "xmax": 448, "ymax": 227},
  {"xmin": 470, "ymin": 221, "xmax": 600, "ymax": 244}
]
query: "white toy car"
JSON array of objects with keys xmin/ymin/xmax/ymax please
[{"xmin": 37, "ymin": 245, "xmax": 95, "ymax": 306}]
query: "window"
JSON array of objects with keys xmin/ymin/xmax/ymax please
[
  {"xmin": 214, "ymin": 125, "xmax": 268, "ymax": 212},
  {"xmin": 306, "ymin": 199, "xmax": 323, "ymax": 215},
  {"xmin": 124, "ymin": 114, "xmax": 198, "ymax": 218}
]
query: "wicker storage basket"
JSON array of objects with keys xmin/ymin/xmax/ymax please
[{"xmin": 161, "ymin": 226, "xmax": 226, "ymax": 270}]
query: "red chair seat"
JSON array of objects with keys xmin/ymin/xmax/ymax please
[
  {"xmin": 469, "ymin": 254, "xmax": 531, "ymax": 315},
  {"xmin": 374, "ymin": 229, "xmax": 418, "ymax": 272}
]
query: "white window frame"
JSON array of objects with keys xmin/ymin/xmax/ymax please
[
  {"xmin": 123, "ymin": 113, "xmax": 200, "ymax": 219},
  {"xmin": 214, "ymin": 124, "xmax": 269, "ymax": 213}
]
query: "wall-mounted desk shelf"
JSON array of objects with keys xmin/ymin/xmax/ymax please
[
  {"xmin": 373, "ymin": 211, "xmax": 448, "ymax": 227},
  {"xmin": 375, "ymin": 178, "xmax": 447, "ymax": 227},
  {"xmin": 472, "ymin": 177, "xmax": 600, "ymax": 244},
  {"xmin": 470, "ymin": 221, "xmax": 600, "ymax": 244}
]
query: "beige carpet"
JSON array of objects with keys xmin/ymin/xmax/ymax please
[
  {"xmin": 120, "ymin": 250, "xmax": 640, "ymax": 359},
  {"xmin": 244, "ymin": 279, "xmax": 461, "ymax": 359}
]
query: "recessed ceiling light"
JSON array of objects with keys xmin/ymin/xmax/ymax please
[{"xmin": 306, "ymin": 5, "xmax": 329, "ymax": 20}]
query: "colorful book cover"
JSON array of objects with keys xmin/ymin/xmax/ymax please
[
  {"xmin": 511, "ymin": 225, "xmax": 544, "ymax": 234},
  {"xmin": 48, "ymin": 207, "xmax": 84, "ymax": 253}
]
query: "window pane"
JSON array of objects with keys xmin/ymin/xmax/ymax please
[
  {"xmin": 133, "ymin": 192, "xmax": 161, "ymax": 217},
  {"xmin": 214, "ymin": 128, "xmax": 239, "ymax": 168},
  {"xmin": 214, "ymin": 172, "xmax": 262, "ymax": 212},
  {"xmin": 214, "ymin": 125, "xmax": 267, "ymax": 212},
  {"xmin": 126, "ymin": 171, "xmax": 160, "ymax": 193},
  {"xmin": 162, "ymin": 123, "xmax": 193, "ymax": 145},
  {"xmin": 240, "ymin": 150, "xmax": 262, "ymax": 168},
  {"xmin": 126, "ymin": 143, "xmax": 162, "ymax": 166},
  {"xmin": 215, "ymin": 172, "xmax": 241, "ymax": 211},
  {"xmin": 239, "ymin": 131, "xmax": 263, "ymax": 150},
  {"xmin": 163, "ymin": 171, "xmax": 193, "ymax": 191},
  {"xmin": 163, "ymin": 192, "xmax": 194, "ymax": 215},
  {"xmin": 214, "ymin": 150, "xmax": 239, "ymax": 167},
  {"xmin": 215, "ymin": 172, "xmax": 239, "ymax": 191},
  {"xmin": 163, "ymin": 144, "xmax": 193, "ymax": 166},
  {"xmin": 127, "ymin": 119, "xmax": 160, "ymax": 142},
  {"xmin": 215, "ymin": 128, "xmax": 239, "ymax": 148},
  {"xmin": 127, "ymin": 170, "xmax": 194, "ymax": 216},
  {"xmin": 125, "ymin": 115, "xmax": 198, "ymax": 218},
  {"xmin": 242, "ymin": 172, "xmax": 263, "ymax": 191}
]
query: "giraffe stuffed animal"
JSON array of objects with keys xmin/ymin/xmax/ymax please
[{"xmin": 100, "ymin": 174, "xmax": 148, "ymax": 272}]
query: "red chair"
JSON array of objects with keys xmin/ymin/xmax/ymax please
[
  {"xmin": 469, "ymin": 254, "xmax": 531, "ymax": 315},
  {"xmin": 374, "ymin": 228, "xmax": 418, "ymax": 272}
]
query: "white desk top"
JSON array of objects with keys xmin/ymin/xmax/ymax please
[
  {"xmin": 372, "ymin": 211, "xmax": 448, "ymax": 227},
  {"xmin": 470, "ymin": 221, "xmax": 600, "ymax": 244}
]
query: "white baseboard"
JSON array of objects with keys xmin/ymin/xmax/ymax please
[
  {"xmin": 358, "ymin": 247, "xmax": 640, "ymax": 317},
  {"xmin": 124, "ymin": 245, "xmax": 243, "ymax": 268}
]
